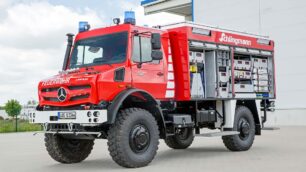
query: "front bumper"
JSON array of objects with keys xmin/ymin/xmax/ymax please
[{"xmin": 29, "ymin": 110, "xmax": 107, "ymax": 125}]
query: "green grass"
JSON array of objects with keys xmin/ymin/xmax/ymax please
[{"xmin": 0, "ymin": 119, "xmax": 42, "ymax": 133}]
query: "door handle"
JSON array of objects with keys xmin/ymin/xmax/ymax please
[{"xmin": 157, "ymin": 72, "xmax": 164, "ymax": 76}]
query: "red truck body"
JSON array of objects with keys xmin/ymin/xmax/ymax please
[{"xmin": 38, "ymin": 23, "xmax": 275, "ymax": 106}]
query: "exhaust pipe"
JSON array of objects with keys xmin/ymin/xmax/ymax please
[{"xmin": 62, "ymin": 33, "xmax": 74, "ymax": 70}]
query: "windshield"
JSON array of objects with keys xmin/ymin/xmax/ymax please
[{"xmin": 69, "ymin": 32, "xmax": 128, "ymax": 68}]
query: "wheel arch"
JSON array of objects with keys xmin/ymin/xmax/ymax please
[
  {"xmin": 236, "ymin": 100, "xmax": 261, "ymax": 135},
  {"xmin": 107, "ymin": 88, "xmax": 166, "ymax": 138}
]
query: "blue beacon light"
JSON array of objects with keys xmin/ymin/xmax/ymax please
[
  {"xmin": 124, "ymin": 11, "xmax": 136, "ymax": 25},
  {"xmin": 79, "ymin": 21, "xmax": 90, "ymax": 33}
]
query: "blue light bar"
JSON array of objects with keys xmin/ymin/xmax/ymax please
[
  {"xmin": 124, "ymin": 11, "xmax": 136, "ymax": 25},
  {"xmin": 79, "ymin": 21, "xmax": 90, "ymax": 33}
]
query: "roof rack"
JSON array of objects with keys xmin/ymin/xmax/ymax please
[{"xmin": 158, "ymin": 21, "xmax": 269, "ymax": 39}]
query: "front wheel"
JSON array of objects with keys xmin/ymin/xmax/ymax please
[
  {"xmin": 165, "ymin": 128, "xmax": 194, "ymax": 149},
  {"xmin": 107, "ymin": 108, "xmax": 159, "ymax": 168},
  {"xmin": 44, "ymin": 134, "xmax": 94, "ymax": 163},
  {"xmin": 222, "ymin": 106, "xmax": 256, "ymax": 151}
]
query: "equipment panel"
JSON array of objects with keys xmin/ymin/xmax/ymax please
[{"xmin": 188, "ymin": 41, "xmax": 275, "ymax": 100}]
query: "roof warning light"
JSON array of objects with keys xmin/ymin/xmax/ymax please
[
  {"xmin": 124, "ymin": 11, "xmax": 136, "ymax": 25},
  {"xmin": 79, "ymin": 21, "xmax": 91, "ymax": 33}
]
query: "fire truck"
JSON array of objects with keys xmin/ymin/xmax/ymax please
[{"xmin": 30, "ymin": 11, "xmax": 276, "ymax": 168}]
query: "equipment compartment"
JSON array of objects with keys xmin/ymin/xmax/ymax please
[
  {"xmin": 234, "ymin": 84, "xmax": 254, "ymax": 93},
  {"xmin": 234, "ymin": 70, "xmax": 252, "ymax": 79},
  {"xmin": 194, "ymin": 52, "xmax": 204, "ymax": 63},
  {"xmin": 188, "ymin": 42, "xmax": 275, "ymax": 99},
  {"xmin": 253, "ymin": 74, "xmax": 269, "ymax": 80},
  {"xmin": 254, "ymin": 86, "xmax": 269, "ymax": 92},
  {"xmin": 234, "ymin": 59, "xmax": 252, "ymax": 71},
  {"xmin": 254, "ymin": 80, "xmax": 269, "ymax": 86},
  {"xmin": 218, "ymin": 87, "xmax": 229, "ymax": 98},
  {"xmin": 253, "ymin": 68, "xmax": 268, "ymax": 75},
  {"xmin": 189, "ymin": 49, "xmax": 205, "ymax": 98},
  {"xmin": 253, "ymin": 58, "xmax": 268, "ymax": 69},
  {"xmin": 251, "ymin": 56, "xmax": 273, "ymax": 94},
  {"xmin": 218, "ymin": 66, "xmax": 229, "ymax": 83}
]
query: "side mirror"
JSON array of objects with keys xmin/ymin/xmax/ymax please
[
  {"xmin": 151, "ymin": 33, "xmax": 161, "ymax": 49},
  {"xmin": 151, "ymin": 50, "xmax": 163, "ymax": 60}
]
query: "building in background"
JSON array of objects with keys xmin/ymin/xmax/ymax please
[
  {"xmin": 141, "ymin": 0, "xmax": 306, "ymax": 125},
  {"xmin": 142, "ymin": 0, "xmax": 192, "ymax": 20},
  {"xmin": 0, "ymin": 103, "xmax": 36, "ymax": 120},
  {"xmin": 20, "ymin": 105, "xmax": 36, "ymax": 120}
]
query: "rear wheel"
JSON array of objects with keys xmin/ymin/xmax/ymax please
[
  {"xmin": 44, "ymin": 134, "xmax": 94, "ymax": 163},
  {"xmin": 107, "ymin": 108, "xmax": 159, "ymax": 168},
  {"xmin": 222, "ymin": 106, "xmax": 256, "ymax": 151},
  {"xmin": 165, "ymin": 128, "xmax": 194, "ymax": 149}
]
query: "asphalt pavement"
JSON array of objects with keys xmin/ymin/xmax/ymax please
[{"xmin": 0, "ymin": 126, "xmax": 305, "ymax": 172}]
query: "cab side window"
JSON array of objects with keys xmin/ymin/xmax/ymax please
[{"xmin": 132, "ymin": 36, "xmax": 160, "ymax": 64}]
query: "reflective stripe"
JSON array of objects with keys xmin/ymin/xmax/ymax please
[
  {"xmin": 168, "ymin": 64, "xmax": 173, "ymax": 71},
  {"xmin": 165, "ymin": 90, "xmax": 175, "ymax": 98},
  {"xmin": 168, "ymin": 55, "xmax": 173, "ymax": 62},
  {"xmin": 168, "ymin": 72, "xmax": 174, "ymax": 80},
  {"xmin": 165, "ymin": 41, "xmax": 175, "ymax": 99},
  {"xmin": 167, "ymin": 81, "xmax": 175, "ymax": 89}
]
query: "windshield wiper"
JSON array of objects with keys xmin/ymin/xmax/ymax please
[
  {"xmin": 94, "ymin": 59, "xmax": 113, "ymax": 67},
  {"xmin": 102, "ymin": 63, "xmax": 113, "ymax": 67}
]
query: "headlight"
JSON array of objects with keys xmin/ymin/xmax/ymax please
[
  {"xmin": 87, "ymin": 111, "xmax": 92, "ymax": 117},
  {"xmin": 93, "ymin": 111, "xmax": 100, "ymax": 117}
]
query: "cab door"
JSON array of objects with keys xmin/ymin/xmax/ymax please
[{"xmin": 131, "ymin": 35, "xmax": 166, "ymax": 98}]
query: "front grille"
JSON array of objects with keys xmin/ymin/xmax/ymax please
[
  {"xmin": 44, "ymin": 97, "xmax": 60, "ymax": 102},
  {"xmin": 41, "ymin": 84, "xmax": 91, "ymax": 103},
  {"xmin": 68, "ymin": 85, "xmax": 91, "ymax": 90},
  {"xmin": 41, "ymin": 87, "xmax": 59, "ymax": 92},
  {"xmin": 70, "ymin": 94, "xmax": 90, "ymax": 101}
]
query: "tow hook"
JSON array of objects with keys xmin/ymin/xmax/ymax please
[
  {"xmin": 68, "ymin": 123, "xmax": 74, "ymax": 132},
  {"xmin": 43, "ymin": 123, "xmax": 49, "ymax": 131}
]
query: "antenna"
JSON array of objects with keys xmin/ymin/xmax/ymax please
[{"xmin": 258, "ymin": 0, "xmax": 262, "ymax": 34}]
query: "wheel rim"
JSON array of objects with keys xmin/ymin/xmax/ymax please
[
  {"xmin": 129, "ymin": 124, "xmax": 150, "ymax": 153},
  {"xmin": 238, "ymin": 117, "xmax": 251, "ymax": 140},
  {"xmin": 65, "ymin": 139, "xmax": 81, "ymax": 148},
  {"xmin": 176, "ymin": 128, "xmax": 189, "ymax": 140}
]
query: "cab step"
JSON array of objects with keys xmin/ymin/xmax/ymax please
[{"xmin": 196, "ymin": 131, "xmax": 239, "ymax": 137}]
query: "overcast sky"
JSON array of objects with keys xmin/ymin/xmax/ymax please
[{"xmin": 0, "ymin": 0, "xmax": 183, "ymax": 105}]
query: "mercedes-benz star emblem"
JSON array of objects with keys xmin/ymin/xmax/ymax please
[{"xmin": 57, "ymin": 87, "xmax": 67, "ymax": 102}]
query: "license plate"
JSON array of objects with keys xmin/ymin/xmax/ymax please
[{"xmin": 58, "ymin": 111, "xmax": 76, "ymax": 119}]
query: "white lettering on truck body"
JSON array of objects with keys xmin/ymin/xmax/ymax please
[{"xmin": 219, "ymin": 33, "xmax": 252, "ymax": 46}]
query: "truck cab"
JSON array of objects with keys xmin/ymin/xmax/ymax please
[{"xmin": 39, "ymin": 24, "xmax": 166, "ymax": 108}]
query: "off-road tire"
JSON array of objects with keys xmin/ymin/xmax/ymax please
[
  {"xmin": 44, "ymin": 134, "xmax": 94, "ymax": 163},
  {"xmin": 222, "ymin": 106, "xmax": 256, "ymax": 151},
  {"xmin": 107, "ymin": 108, "xmax": 159, "ymax": 168},
  {"xmin": 165, "ymin": 128, "xmax": 194, "ymax": 149}
]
